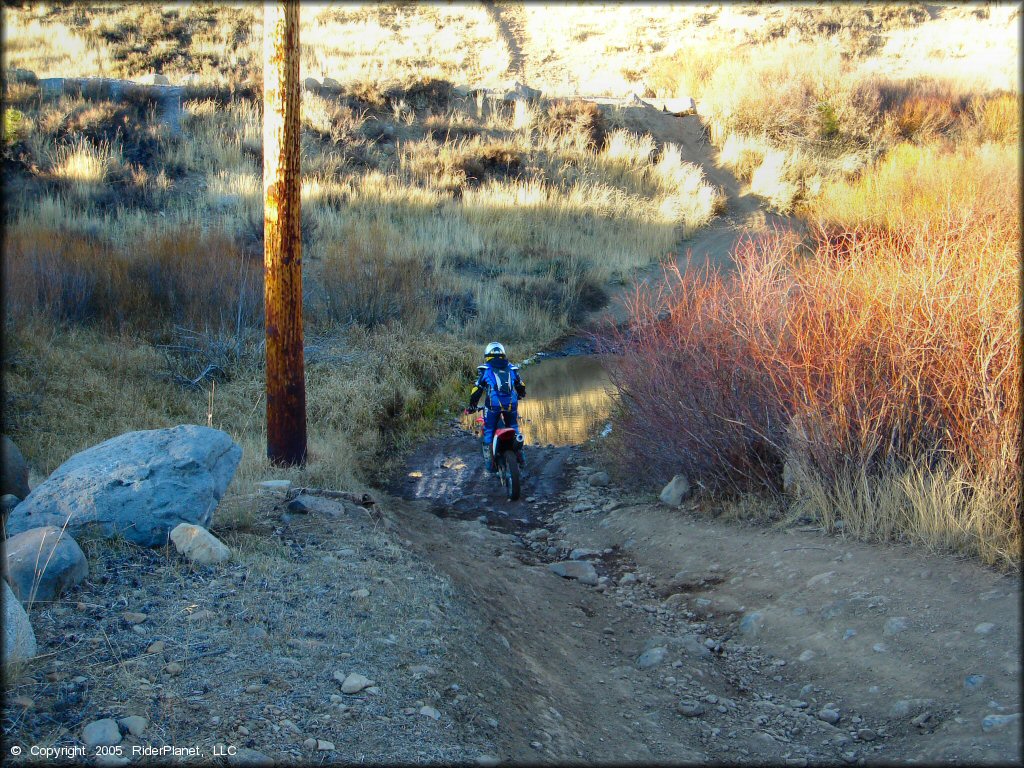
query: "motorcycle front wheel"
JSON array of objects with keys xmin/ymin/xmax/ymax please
[{"xmin": 500, "ymin": 451, "xmax": 521, "ymax": 501}]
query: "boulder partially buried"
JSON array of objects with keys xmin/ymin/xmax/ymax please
[
  {"xmin": 5, "ymin": 526, "xmax": 88, "ymax": 605},
  {"xmin": 6, "ymin": 426, "xmax": 241, "ymax": 547},
  {"xmin": 3, "ymin": 580, "xmax": 37, "ymax": 666}
]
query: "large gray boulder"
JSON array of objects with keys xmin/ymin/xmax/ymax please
[
  {"xmin": 6, "ymin": 426, "xmax": 242, "ymax": 547},
  {"xmin": 3, "ymin": 580, "xmax": 37, "ymax": 666},
  {"xmin": 5, "ymin": 526, "xmax": 88, "ymax": 605},
  {"xmin": 2, "ymin": 435, "xmax": 31, "ymax": 499}
]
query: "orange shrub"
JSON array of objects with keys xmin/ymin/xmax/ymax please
[{"xmin": 607, "ymin": 140, "xmax": 1020, "ymax": 561}]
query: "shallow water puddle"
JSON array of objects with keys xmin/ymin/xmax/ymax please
[{"xmin": 461, "ymin": 355, "xmax": 616, "ymax": 447}]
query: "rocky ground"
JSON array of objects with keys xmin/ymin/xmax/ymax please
[
  {"xmin": 391, "ymin": 425, "xmax": 1021, "ymax": 765},
  {"xmin": 3, "ymin": 420, "xmax": 1020, "ymax": 766},
  {"xmin": 2, "ymin": 489, "xmax": 500, "ymax": 765}
]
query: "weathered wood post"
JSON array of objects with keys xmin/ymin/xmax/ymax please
[{"xmin": 263, "ymin": 0, "xmax": 307, "ymax": 465}]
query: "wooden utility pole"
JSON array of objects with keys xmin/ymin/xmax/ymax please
[{"xmin": 263, "ymin": 0, "xmax": 307, "ymax": 465}]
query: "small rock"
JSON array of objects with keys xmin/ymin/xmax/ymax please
[
  {"xmin": 351, "ymin": 588, "xmax": 370, "ymax": 599},
  {"xmin": 530, "ymin": 741, "xmax": 543, "ymax": 749},
  {"xmin": 569, "ymin": 548, "xmax": 600, "ymax": 560},
  {"xmin": 339, "ymin": 672, "xmax": 374, "ymax": 693},
  {"xmin": 146, "ymin": 641, "xmax": 165, "ymax": 654},
  {"xmin": 137, "ymin": 73, "xmax": 170, "ymax": 85},
  {"xmin": 122, "ymin": 612, "xmax": 148, "ymax": 624},
  {"xmin": 818, "ymin": 708, "xmax": 841, "ymax": 724},
  {"xmin": 420, "ymin": 706, "xmax": 441, "ymax": 720},
  {"xmin": 164, "ymin": 662, "xmax": 183, "ymax": 676},
  {"xmin": 317, "ymin": 740, "xmax": 335, "ymax": 751},
  {"xmin": 798, "ymin": 650, "xmax": 816, "ymax": 662},
  {"xmin": 588, "ymin": 471, "xmax": 609, "ymax": 487},
  {"xmin": 302, "ymin": 738, "xmax": 317, "ymax": 750},
  {"xmin": 911, "ymin": 711, "xmax": 932, "ymax": 727},
  {"xmin": 843, "ymin": 629, "xmax": 856, "ymax": 640},
  {"xmin": 170, "ymin": 523, "xmax": 230, "ymax": 565},
  {"xmin": 287, "ymin": 498, "xmax": 310, "ymax": 514},
  {"xmin": 677, "ymin": 700, "xmax": 705, "ymax": 717},
  {"xmin": 118, "ymin": 716, "xmax": 147, "ymax": 736},
  {"xmin": 982, "ymin": 713, "xmax": 1020, "ymax": 732},
  {"xmin": 739, "ymin": 611, "xmax": 764, "ymax": 638},
  {"xmin": 964, "ymin": 674, "xmax": 986, "ymax": 690},
  {"xmin": 548, "ymin": 560, "xmax": 598, "ymax": 586},
  {"xmin": 883, "ymin": 617, "xmax": 908, "ymax": 636},
  {"xmin": 872, "ymin": 643, "xmax": 887, "ymax": 653},
  {"xmin": 890, "ymin": 698, "xmax": 934, "ymax": 719},
  {"xmin": 82, "ymin": 718, "xmax": 122, "ymax": 747},
  {"xmin": 227, "ymin": 748, "xmax": 275, "ymax": 767},
  {"xmin": 974, "ymin": 622, "xmax": 996, "ymax": 635},
  {"xmin": 475, "ymin": 756, "xmax": 500, "ymax": 767},
  {"xmin": 857, "ymin": 728, "xmax": 877, "ymax": 741},
  {"xmin": 9, "ymin": 695, "xmax": 33, "ymax": 708},
  {"xmin": 679, "ymin": 634, "xmax": 711, "ymax": 658},
  {"xmin": 806, "ymin": 571, "xmax": 836, "ymax": 588},
  {"xmin": 659, "ymin": 474, "xmax": 691, "ymax": 506},
  {"xmin": 637, "ymin": 647, "xmax": 668, "ymax": 669},
  {"xmin": 619, "ymin": 572, "xmax": 637, "ymax": 586}
]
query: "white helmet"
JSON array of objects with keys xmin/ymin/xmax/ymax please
[{"xmin": 484, "ymin": 341, "xmax": 506, "ymax": 358}]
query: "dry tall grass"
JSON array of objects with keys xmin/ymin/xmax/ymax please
[{"xmin": 608, "ymin": 140, "xmax": 1020, "ymax": 567}]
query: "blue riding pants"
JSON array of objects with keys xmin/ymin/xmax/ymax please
[{"xmin": 482, "ymin": 408, "xmax": 520, "ymax": 447}]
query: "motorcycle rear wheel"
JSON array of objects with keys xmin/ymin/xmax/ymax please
[{"xmin": 500, "ymin": 451, "xmax": 521, "ymax": 501}]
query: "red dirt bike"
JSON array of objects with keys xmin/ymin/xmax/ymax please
[{"xmin": 470, "ymin": 406, "xmax": 525, "ymax": 501}]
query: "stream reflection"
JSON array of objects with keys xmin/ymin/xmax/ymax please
[{"xmin": 461, "ymin": 356, "xmax": 616, "ymax": 447}]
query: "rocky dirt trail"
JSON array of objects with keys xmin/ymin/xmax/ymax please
[
  {"xmin": 382, "ymin": 7, "xmax": 1021, "ymax": 764},
  {"xmin": 392, "ymin": 432, "xmax": 1021, "ymax": 765}
]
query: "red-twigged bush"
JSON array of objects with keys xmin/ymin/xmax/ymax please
[
  {"xmin": 4, "ymin": 225, "xmax": 262, "ymax": 332},
  {"xmin": 607, "ymin": 214, "xmax": 1020, "ymax": 513},
  {"xmin": 605, "ymin": 231, "xmax": 798, "ymax": 494}
]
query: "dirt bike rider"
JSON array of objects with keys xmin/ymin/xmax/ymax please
[{"xmin": 464, "ymin": 342, "xmax": 526, "ymax": 473}]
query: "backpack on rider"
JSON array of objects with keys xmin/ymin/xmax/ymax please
[{"xmin": 465, "ymin": 342, "xmax": 526, "ymax": 472}]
